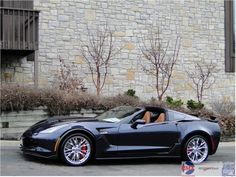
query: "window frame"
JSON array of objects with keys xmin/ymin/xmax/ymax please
[{"xmin": 224, "ymin": 0, "xmax": 235, "ymax": 72}]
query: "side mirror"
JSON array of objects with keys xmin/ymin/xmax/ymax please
[{"xmin": 131, "ymin": 119, "xmax": 146, "ymax": 129}]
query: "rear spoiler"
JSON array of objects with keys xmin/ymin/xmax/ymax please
[
  {"xmin": 207, "ymin": 118, "xmax": 218, "ymax": 123},
  {"xmin": 206, "ymin": 115, "xmax": 219, "ymax": 123}
]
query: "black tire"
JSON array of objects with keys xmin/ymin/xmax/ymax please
[
  {"xmin": 60, "ymin": 133, "xmax": 93, "ymax": 166},
  {"xmin": 182, "ymin": 135, "xmax": 209, "ymax": 163}
]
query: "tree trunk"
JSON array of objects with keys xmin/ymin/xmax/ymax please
[
  {"xmin": 96, "ymin": 87, "xmax": 101, "ymax": 97},
  {"xmin": 158, "ymin": 95, "xmax": 162, "ymax": 101}
]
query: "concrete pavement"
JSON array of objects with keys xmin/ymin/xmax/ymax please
[{"xmin": 0, "ymin": 140, "xmax": 235, "ymax": 176}]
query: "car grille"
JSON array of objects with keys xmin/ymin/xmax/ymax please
[{"xmin": 22, "ymin": 136, "xmax": 38, "ymax": 148}]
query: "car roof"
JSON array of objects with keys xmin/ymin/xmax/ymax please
[{"xmin": 143, "ymin": 106, "xmax": 167, "ymax": 112}]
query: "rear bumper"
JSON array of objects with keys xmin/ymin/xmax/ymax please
[{"xmin": 210, "ymin": 131, "xmax": 221, "ymax": 155}]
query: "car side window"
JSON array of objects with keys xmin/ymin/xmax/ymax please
[
  {"xmin": 130, "ymin": 110, "xmax": 167, "ymax": 124},
  {"xmin": 168, "ymin": 111, "xmax": 185, "ymax": 121}
]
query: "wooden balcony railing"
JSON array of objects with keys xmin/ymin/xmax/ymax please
[{"xmin": 0, "ymin": 7, "xmax": 39, "ymax": 51}]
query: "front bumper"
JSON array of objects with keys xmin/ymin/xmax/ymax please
[
  {"xmin": 20, "ymin": 145, "xmax": 57, "ymax": 159},
  {"xmin": 20, "ymin": 134, "xmax": 58, "ymax": 159}
]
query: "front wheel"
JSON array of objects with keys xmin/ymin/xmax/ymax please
[
  {"xmin": 183, "ymin": 135, "xmax": 209, "ymax": 164},
  {"xmin": 60, "ymin": 133, "xmax": 92, "ymax": 166}
]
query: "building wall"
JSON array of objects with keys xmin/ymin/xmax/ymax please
[
  {"xmin": 1, "ymin": 0, "xmax": 235, "ymax": 105},
  {"xmin": 1, "ymin": 57, "xmax": 35, "ymax": 85}
]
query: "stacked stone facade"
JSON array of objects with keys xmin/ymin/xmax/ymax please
[{"xmin": 1, "ymin": 0, "xmax": 235, "ymax": 105}]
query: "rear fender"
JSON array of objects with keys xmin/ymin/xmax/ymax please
[{"xmin": 181, "ymin": 130, "xmax": 213, "ymax": 155}]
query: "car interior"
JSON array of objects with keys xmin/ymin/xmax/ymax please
[
  {"xmin": 142, "ymin": 111, "xmax": 166, "ymax": 124},
  {"xmin": 130, "ymin": 107, "xmax": 167, "ymax": 124},
  {"xmin": 129, "ymin": 107, "xmax": 166, "ymax": 124}
]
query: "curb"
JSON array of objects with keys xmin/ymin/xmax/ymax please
[
  {"xmin": 0, "ymin": 140, "xmax": 234, "ymax": 147},
  {"xmin": 219, "ymin": 142, "xmax": 235, "ymax": 147}
]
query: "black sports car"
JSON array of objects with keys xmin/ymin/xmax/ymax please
[{"xmin": 20, "ymin": 106, "xmax": 221, "ymax": 166}]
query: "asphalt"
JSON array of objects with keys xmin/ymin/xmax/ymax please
[{"xmin": 0, "ymin": 140, "xmax": 235, "ymax": 176}]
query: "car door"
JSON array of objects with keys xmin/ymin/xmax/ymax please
[{"xmin": 117, "ymin": 121, "xmax": 180, "ymax": 156}]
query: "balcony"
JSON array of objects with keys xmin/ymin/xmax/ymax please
[{"xmin": 0, "ymin": 7, "xmax": 39, "ymax": 57}]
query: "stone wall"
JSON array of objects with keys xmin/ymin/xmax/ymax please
[
  {"xmin": 0, "ymin": 109, "xmax": 47, "ymax": 139},
  {"xmin": 1, "ymin": 57, "xmax": 35, "ymax": 85},
  {"xmin": 1, "ymin": 0, "xmax": 235, "ymax": 105}
]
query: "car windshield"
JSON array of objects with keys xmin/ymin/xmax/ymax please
[{"xmin": 96, "ymin": 106, "xmax": 140, "ymax": 123}]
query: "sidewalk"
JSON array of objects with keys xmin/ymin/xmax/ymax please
[{"xmin": 0, "ymin": 140, "xmax": 21, "ymax": 147}]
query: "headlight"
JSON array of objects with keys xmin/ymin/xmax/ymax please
[{"xmin": 40, "ymin": 125, "xmax": 67, "ymax": 134}]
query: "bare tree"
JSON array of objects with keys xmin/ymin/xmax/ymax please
[
  {"xmin": 139, "ymin": 28, "xmax": 181, "ymax": 101},
  {"xmin": 211, "ymin": 98, "xmax": 235, "ymax": 116},
  {"xmin": 56, "ymin": 56, "xmax": 85, "ymax": 93},
  {"xmin": 186, "ymin": 62, "xmax": 217, "ymax": 102},
  {"xmin": 79, "ymin": 25, "xmax": 121, "ymax": 96}
]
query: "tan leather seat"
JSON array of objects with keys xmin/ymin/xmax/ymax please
[
  {"xmin": 155, "ymin": 113, "xmax": 165, "ymax": 123},
  {"xmin": 142, "ymin": 111, "xmax": 151, "ymax": 124}
]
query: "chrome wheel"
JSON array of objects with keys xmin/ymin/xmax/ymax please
[
  {"xmin": 186, "ymin": 136, "xmax": 208, "ymax": 163},
  {"xmin": 63, "ymin": 135, "xmax": 91, "ymax": 165}
]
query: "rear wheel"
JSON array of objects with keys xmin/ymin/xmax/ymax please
[
  {"xmin": 183, "ymin": 135, "xmax": 209, "ymax": 164},
  {"xmin": 60, "ymin": 133, "xmax": 92, "ymax": 166}
]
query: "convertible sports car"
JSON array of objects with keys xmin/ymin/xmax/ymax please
[{"xmin": 20, "ymin": 106, "xmax": 221, "ymax": 166}]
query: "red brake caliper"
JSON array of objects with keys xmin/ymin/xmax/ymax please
[
  {"xmin": 187, "ymin": 147, "xmax": 192, "ymax": 153},
  {"xmin": 80, "ymin": 145, "xmax": 87, "ymax": 159}
]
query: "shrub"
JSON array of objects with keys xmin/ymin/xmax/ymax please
[
  {"xmin": 41, "ymin": 90, "xmax": 108, "ymax": 116},
  {"xmin": 140, "ymin": 97, "xmax": 167, "ymax": 108},
  {"xmin": 1, "ymin": 85, "xmax": 234, "ymax": 138},
  {"xmin": 0, "ymin": 85, "xmax": 140, "ymax": 116},
  {"xmin": 219, "ymin": 115, "xmax": 235, "ymax": 137},
  {"xmin": 124, "ymin": 89, "xmax": 135, "ymax": 97},
  {"xmin": 1, "ymin": 85, "xmax": 43, "ymax": 112},
  {"xmin": 41, "ymin": 89, "xmax": 73, "ymax": 116},
  {"xmin": 101, "ymin": 94, "xmax": 140, "ymax": 110},
  {"xmin": 140, "ymin": 97, "xmax": 188, "ymax": 113},
  {"xmin": 124, "ymin": 89, "xmax": 139, "ymax": 99},
  {"xmin": 166, "ymin": 96, "xmax": 183, "ymax": 108},
  {"xmin": 211, "ymin": 99, "xmax": 235, "ymax": 116},
  {"xmin": 187, "ymin": 108, "xmax": 216, "ymax": 120},
  {"xmin": 187, "ymin": 99, "xmax": 204, "ymax": 110}
]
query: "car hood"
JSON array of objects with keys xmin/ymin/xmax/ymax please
[{"xmin": 25, "ymin": 117, "xmax": 101, "ymax": 135}]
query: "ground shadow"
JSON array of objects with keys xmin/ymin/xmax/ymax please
[{"xmin": 90, "ymin": 158, "xmax": 181, "ymax": 166}]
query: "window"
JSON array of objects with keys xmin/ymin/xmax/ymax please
[
  {"xmin": 225, "ymin": 0, "xmax": 235, "ymax": 72},
  {"xmin": 168, "ymin": 111, "xmax": 185, "ymax": 121},
  {"xmin": 96, "ymin": 106, "xmax": 141, "ymax": 123}
]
